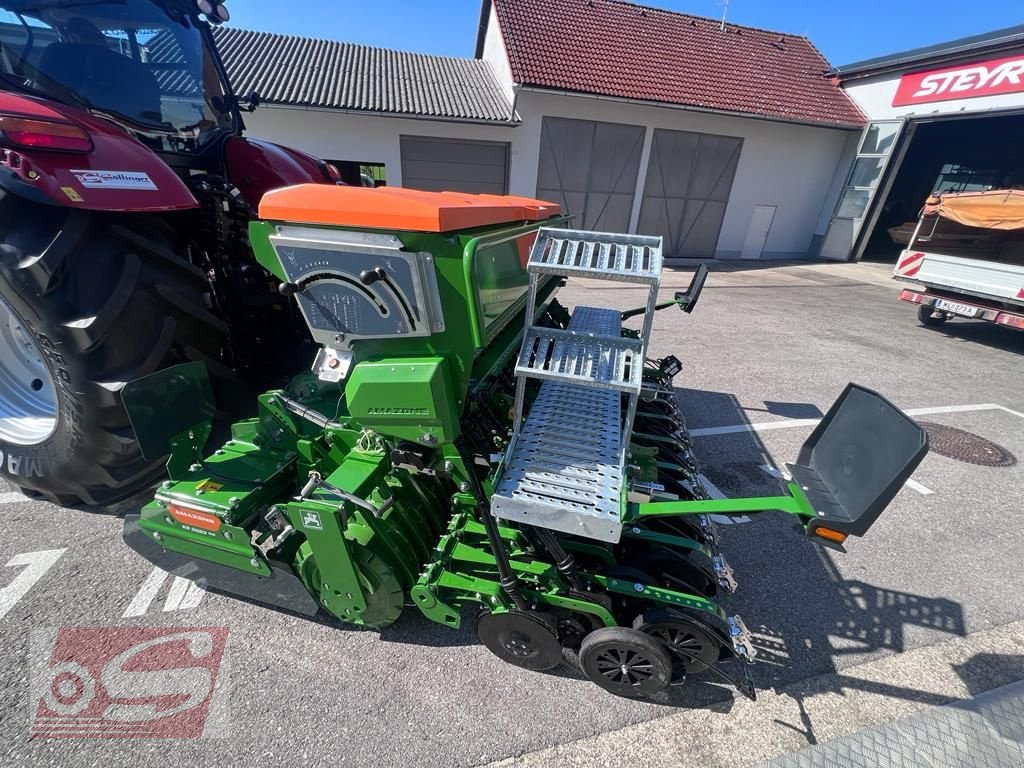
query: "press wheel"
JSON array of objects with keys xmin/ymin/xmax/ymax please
[
  {"xmin": 633, "ymin": 609, "xmax": 721, "ymax": 674},
  {"xmin": 476, "ymin": 609, "xmax": 563, "ymax": 671},
  {"xmin": 579, "ymin": 626, "xmax": 673, "ymax": 698}
]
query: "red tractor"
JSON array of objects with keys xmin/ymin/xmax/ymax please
[{"xmin": 0, "ymin": 0, "xmax": 334, "ymax": 504}]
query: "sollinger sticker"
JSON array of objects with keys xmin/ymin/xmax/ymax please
[{"xmin": 70, "ymin": 170, "xmax": 158, "ymax": 191}]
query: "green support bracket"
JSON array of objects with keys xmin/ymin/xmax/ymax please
[
  {"xmin": 626, "ymin": 482, "xmax": 816, "ymax": 522},
  {"xmin": 596, "ymin": 575, "xmax": 728, "ymax": 622},
  {"xmin": 285, "ymin": 499, "xmax": 368, "ymax": 618},
  {"xmin": 620, "ymin": 525, "xmax": 712, "ymax": 557}
]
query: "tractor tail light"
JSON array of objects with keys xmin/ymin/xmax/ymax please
[
  {"xmin": 0, "ymin": 115, "xmax": 93, "ymax": 153},
  {"xmin": 813, "ymin": 526, "xmax": 847, "ymax": 544},
  {"xmin": 322, "ymin": 162, "xmax": 341, "ymax": 182}
]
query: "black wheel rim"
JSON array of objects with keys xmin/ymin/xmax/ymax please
[
  {"xmin": 593, "ymin": 647, "xmax": 656, "ymax": 687},
  {"xmin": 477, "ymin": 610, "xmax": 563, "ymax": 671},
  {"xmin": 502, "ymin": 629, "xmax": 539, "ymax": 659},
  {"xmin": 651, "ymin": 627, "xmax": 708, "ymax": 656},
  {"xmin": 643, "ymin": 621, "xmax": 718, "ymax": 672}
]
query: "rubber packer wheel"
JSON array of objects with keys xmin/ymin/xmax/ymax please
[
  {"xmin": 579, "ymin": 626, "xmax": 673, "ymax": 699},
  {"xmin": 476, "ymin": 609, "xmax": 563, "ymax": 671},
  {"xmin": 633, "ymin": 609, "xmax": 720, "ymax": 674}
]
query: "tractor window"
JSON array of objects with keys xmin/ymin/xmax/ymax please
[{"xmin": 0, "ymin": 0, "xmax": 234, "ymax": 152}]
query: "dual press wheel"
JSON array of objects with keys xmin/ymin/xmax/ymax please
[{"xmin": 475, "ymin": 607, "xmax": 720, "ymax": 698}]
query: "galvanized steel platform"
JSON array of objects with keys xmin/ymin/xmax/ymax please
[
  {"xmin": 493, "ymin": 306, "xmax": 627, "ymax": 543},
  {"xmin": 528, "ymin": 228, "xmax": 662, "ymax": 284},
  {"xmin": 491, "ymin": 381, "xmax": 623, "ymax": 542},
  {"xmin": 515, "ymin": 327, "xmax": 643, "ymax": 394}
]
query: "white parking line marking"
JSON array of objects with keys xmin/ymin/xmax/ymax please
[
  {"xmin": 998, "ymin": 404, "xmax": 1024, "ymax": 420},
  {"xmin": 0, "ymin": 491, "xmax": 27, "ymax": 505},
  {"xmin": 0, "ymin": 549, "xmax": 66, "ymax": 620},
  {"xmin": 124, "ymin": 567, "xmax": 206, "ymax": 616},
  {"xmin": 905, "ymin": 478, "xmax": 934, "ymax": 495},
  {"xmin": 177, "ymin": 581, "xmax": 206, "ymax": 610},
  {"xmin": 698, "ymin": 473, "xmax": 751, "ymax": 524},
  {"xmin": 122, "ymin": 566, "xmax": 169, "ymax": 617},
  {"xmin": 163, "ymin": 576, "xmax": 205, "ymax": 612},
  {"xmin": 691, "ymin": 402, "xmax": 1021, "ymax": 438},
  {"xmin": 760, "ymin": 464, "xmax": 792, "ymax": 481}
]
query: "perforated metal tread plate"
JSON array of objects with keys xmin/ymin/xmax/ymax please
[
  {"xmin": 492, "ymin": 381, "xmax": 623, "ymax": 542},
  {"xmin": 758, "ymin": 679, "xmax": 1024, "ymax": 768},
  {"xmin": 528, "ymin": 228, "xmax": 662, "ymax": 285},
  {"xmin": 515, "ymin": 327, "xmax": 643, "ymax": 394},
  {"xmin": 493, "ymin": 306, "xmax": 626, "ymax": 543}
]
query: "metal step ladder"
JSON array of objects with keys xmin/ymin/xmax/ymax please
[{"xmin": 491, "ymin": 227, "xmax": 663, "ymax": 543}]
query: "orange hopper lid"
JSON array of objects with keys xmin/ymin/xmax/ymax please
[{"xmin": 259, "ymin": 185, "xmax": 561, "ymax": 232}]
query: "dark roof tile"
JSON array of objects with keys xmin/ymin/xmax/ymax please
[{"xmin": 212, "ymin": 26, "xmax": 515, "ymax": 123}]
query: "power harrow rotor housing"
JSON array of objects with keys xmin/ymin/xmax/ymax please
[{"xmin": 123, "ymin": 185, "xmax": 928, "ymax": 699}]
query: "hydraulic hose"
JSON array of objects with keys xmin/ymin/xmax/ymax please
[{"xmin": 455, "ymin": 441, "xmax": 527, "ymax": 611}]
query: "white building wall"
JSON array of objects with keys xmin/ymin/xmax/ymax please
[
  {"xmin": 512, "ymin": 90, "xmax": 856, "ymax": 258},
  {"xmin": 480, "ymin": 4, "xmax": 515, "ymax": 105},
  {"xmin": 244, "ymin": 94, "xmax": 856, "ymax": 259},
  {"xmin": 242, "ymin": 106, "xmax": 518, "ymax": 189}
]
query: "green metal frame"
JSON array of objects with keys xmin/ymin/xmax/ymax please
[{"xmin": 628, "ymin": 482, "xmax": 816, "ymax": 523}]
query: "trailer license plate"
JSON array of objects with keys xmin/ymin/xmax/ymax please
[{"xmin": 934, "ymin": 299, "xmax": 979, "ymax": 317}]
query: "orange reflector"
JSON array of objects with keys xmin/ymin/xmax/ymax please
[
  {"xmin": 167, "ymin": 504, "xmax": 222, "ymax": 532},
  {"xmin": 814, "ymin": 526, "xmax": 847, "ymax": 544},
  {"xmin": 0, "ymin": 115, "xmax": 92, "ymax": 152}
]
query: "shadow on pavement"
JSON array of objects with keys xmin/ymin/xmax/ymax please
[
  {"xmin": 673, "ymin": 384, "xmax": 969, "ymax": 728},
  {"xmin": 916, "ymin": 318, "xmax": 1024, "ymax": 355}
]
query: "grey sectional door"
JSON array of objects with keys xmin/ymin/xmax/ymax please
[
  {"xmin": 400, "ymin": 136, "xmax": 509, "ymax": 194},
  {"xmin": 536, "ymin": 117, "xmax": 645, "ymax": 232},
  {"xmin": 638, "ymin": 129, "xmax": 743, "ymax": 258}
]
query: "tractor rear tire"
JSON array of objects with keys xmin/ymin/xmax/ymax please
[{"xmin": 0, "ymin": 196, "xmax": 227, "ymax": 505}]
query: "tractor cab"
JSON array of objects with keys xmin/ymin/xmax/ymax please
[{"xmin": 0, "ymin": 0, "xmax": 238, "ymax": 154}]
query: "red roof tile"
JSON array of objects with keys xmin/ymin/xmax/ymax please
[{"xmin": 490, "ymin": 0, "xmax": 865, "ymax": 127}]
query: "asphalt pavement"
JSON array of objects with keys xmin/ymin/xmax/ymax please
[{"xmin": 1, "ymin": 259, "xmax": 1021, "ymax": 767}]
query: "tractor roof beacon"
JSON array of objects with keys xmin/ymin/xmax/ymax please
[{"xmin": 0, "ymin": 0, "xmax": 335, "ymax": 504}]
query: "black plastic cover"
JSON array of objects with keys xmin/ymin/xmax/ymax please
[
  {"xmin": 787, "ymin": 383, "xmax": 928, "ymax": 538},
  {"xmin": 123, "ymin": 516, "xmax": 319, "ymax": 616},
  {"xmin": 122, "ymin": 362, "xmax": 216, "ymax": 461},
  {"xmin": 675, "ymin": 263, "xmax": 709, "ymax": 314}
]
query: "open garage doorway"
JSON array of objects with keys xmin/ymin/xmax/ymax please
[{"xmin": 857, "ymin": 111, "xmax": 1024, "ymax": 262}]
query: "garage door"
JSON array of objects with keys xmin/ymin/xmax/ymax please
[
  {"xmin": 536, "ymin": 117, "xmax": 645, "ymax": 232},
  {"xmin": 400, "ymin": 136, "xmax": 509, "ymax": 194},
  {"xmin": 637, "ymin": 129, "xmax": 743, "ymax": 258}
]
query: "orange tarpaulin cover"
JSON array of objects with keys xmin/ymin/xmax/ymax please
[
  {"xmin": 922, "ymin": 189, "xmax": 1024, "ymax": 231},
  {"xmin": 260, "ymin": 185, "xmax": 561, "ymax": 232}
]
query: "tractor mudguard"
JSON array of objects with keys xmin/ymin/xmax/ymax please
[
  {"xmin": 0, "ymin": 92, "xmax": 197, "ymax": 212},
  {"xmin": 223, "ymin": 136, "xmax": 332, "ymax": 209}
]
